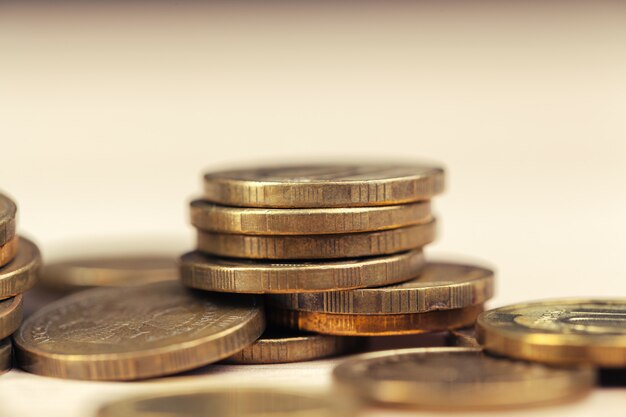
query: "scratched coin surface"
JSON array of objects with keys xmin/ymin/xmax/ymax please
[
  {"xmin": 203, "ymin": 163, "xmax": 444, "ymax": 208},
  {"xmin": 0, "ymin": 237, "xmax": 40, "ymax": 298},
  {"xmin": 197, "ymin": 221, "xmax": 436, "ymax": 260},
  {"xmin": 190, "ymin": 199, "xmax": 432, "ymax": 235},
  {"xmin": 14, "ymin": 281, "xmax": 265, "ymax": 380},
  {"xmin": 477, "ymin": 299, "xmax": 626, "ymax": 367},
  {"xmin": 0, "ymin": 236, "xmax": 18, "ymax": 268},
  {"xmin": 0, "ymin": 194, "xmax": 17, "ymax": 247},
  {"xmin": 0, "ymin": 296, "xmax": 22, "ymax": 339},
  {"xmin": 333, "ymin": 347, "xmax": 595, "ymax": 408},
  {"xmin": 180, "ymin": 250, "xmax": 424, "ymax": 294},
  {"xmin": 268, "ymin": 262, "xmax": 493, "ymax": 314}
]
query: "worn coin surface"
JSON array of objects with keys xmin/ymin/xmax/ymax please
[
  {"xmin": 0, "ymin": 194, "xmax": 17, "ymax": 247},
  {"xmin": 0, "ymin": 237, "xmax": 40, "ymax": 298},
  {"xmin": 268, "ymin": 262, "xmax": 494, "ymax": 314},
  {"xmin": 268, "ymin": 304, "xmax": 483, "ymax": 336},
  {"xmin": 0, "ymin": 295, "xmax": 22, "ymax": 340},
  {"xmin": 190, "ymin": 199, "xmax": 432, "ymax": 235},
  {"xmin": 333, "ymin": 347, "xmax": 595, "ymax": 409},
  {"xmin": 14, "ymin": 281, "xmax": 265, "ymax": 380},
  {"xmin": 97, "ymin": 388, "xmax": 356, "ymax": 417},
  {"xmin": 197, "ymin": 221, "xmax": 436, "ymax": 260},
  {"xmin": 0, "ymin": 236, "xmax": 18, "ymax": 268},
  {"xmin": 203, "ymin": 163, "xmax": 444, "ymax": 208},
  {"xmin": 0, "ymin": 338, "xmax": 11, "ymax": 375},
  {"xmin": 477, "ymin": 299, "xmax": 626, "ymax": 367},
  {"xmin": 180, "ymin": 250, "xmax": 424, "ymax": 294}
]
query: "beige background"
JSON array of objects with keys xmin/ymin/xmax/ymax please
[{"xmin": 1, "ymin": 2, "xmax": 625, "ymax": 416}]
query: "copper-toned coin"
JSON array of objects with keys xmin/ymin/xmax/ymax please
[
  {"xmin": 0, "ymin": 236, "xmax": 18, "ymax": 268},
  {"xmin": 447, "ymin": 327, "xmax": 481, "ymax": 348},
  {"xmin": 0, "ymin": 338, "xmax": 11, "ymax": 375},
  {"xmin": 0, "ymin": 237, "xmax": 40, "ymax": 298},
  {"xmin": 0, "ymin": 296, "xmax": 22, "ymax": 340},
  {"xmin": 0, "ymin": 194, "xmax": 16, "ymax": 246}
]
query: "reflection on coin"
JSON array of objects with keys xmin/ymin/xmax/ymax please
[
  {"xmin": 180, "ymin": 250, "xmax": 424, "ymax": 294},
  {"xmin": 333, "ymin": 347, "xmax": 595, "ymax": 409},
  {"xmin": 477, "ymin": 299, "xmax": 626, "ymax": 367},
  {"xmin": 14, "ymin": 281, "xmax": 265, "ymax": 380},
  {"xmin": 268, "ymin": 304, "xmax": 483, "ymax": 336},
  {"xmin": 0, "ymin": 296, "xmax": 22, "ymax": 340},
  {"xmin": 447, "ymin": 327, "xmax": 481, "ymax": 348},
  {"xmin": 0, "ymin": 338, "xmax": 11, "ymax": 375},
  {"xmin": 268, "ymin": 262, "xmax": 494, "ymax": 314},
  {"xmin": 0, "ymin": 237, "xmax": 41, "ymax": 298},
  {"xmin": 97, "ymin": 388, "xmax": 356, "ymax": 417},
  {"xmin": 40, "ymin": 255, "xmax": 177, "ymax": 291},
  {"xmin": 223, "ymin": 327, "xmax": 362, "ymax": 364},
  {"xmin": 0, "ymin": 194, "xmax": 16, "ymax": 246},
  {"xmin": 197, "ymin": 221, "xmax": 436, "ymax": 260},
  {"xmin": 191, "ymin": 200, "xmax": 432, "ymax": 235},
  {"xmin": 0, "ymin": 236, "xmax": 18, "ymax": 268},
  {"xmin": 203, "ymin": 163, "xmax": 444, "ymax": 208}
]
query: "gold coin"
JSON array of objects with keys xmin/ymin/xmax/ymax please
[
  {"xmin": 0, "ymin": 237, "xmax": 40, "ymax": 298},
  {"xmin": 0, "ymin": 236, "xmax": 18, "ymax": 268},
  {"xmin": 97, "ymin": 388, "xmax": 356, "ymax": 417},
  {"xmin": 333, "ymin": 347, "xmax": 595, "ymax": 409},
  {"xmin": 447, "ymin": 327, "xmax": 481, "ymax": 348},
  {"xmin": 39, "ymin": 255, "xmax": 177, "ymax": 291},
  {"xmin": 0, "ymin": 338, "xmax": 11, "ymax": 375},
  {"xmin": 477, "ymin": 299, "xmax": 626, "ymax": 367},
  {"xmin": 190, "ymin": 199, "xmax": 432, "ymax": 235},
  {"xmin": 14, "ymin": 281, "xmax": 265, "ymax": 380},
  {"xmin": 180, "ymin": 250, "xmax": 424, "ymax": 294},
  {"xmin": 0, "ymin": 194, "xmax": 16, "ymax": 246},
  {"xmin": 203, "ymin": 163, "xmax": 444, "ymax": 208},
  {"xmin": 267, "ymin": 304, "xmax": 483, "ymax": 336},
  {"xmin": 267, "ymin": 262, "xmax": 494, "ymax": 314},
  {"xmin": 197, "ymin": 221, "xmax": 436, "ymax": 260},
  {"xmin": 0, "ymin": 295, "xmax": 22, "ymax": 340}
]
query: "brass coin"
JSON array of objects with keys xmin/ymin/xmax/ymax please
[
  {"xmin": 0, "ymin": 236, "xmax": 18, "ymax": 268},
  {"xmin": 14, "ymin": 281, "xmax": 265, "ymax": 380},
  {"xmin": 223, "ymin": 327, "xmax": 362, "ymax": 364},
  {"xmin": 333, "ymin": 347, "xmax": 595, "ymax": 409},
  {"xmin": 203, "ymin": 163, "xmax": 444, "ymax": 208},
  {"xmin": 97, "ymin": 388, "xmax": 356, "ymax": 417},
  {"xmin": 190, "ymin": 199, "xmax": 432, "ymax": 235},
  {"xmin": 197, "ymin": 220, "xmax": 436, "ymax": 260},
  {"xmin": 179, "ymin": 250, "xmax": 424, "ymax": 294},
  {"xmin": 0, "ymin": 237, "xmax": 40, "ymax": 298},
  {"xmin": 447, "ymin": 327, "xmax": 481, "ymax": 348},
  {"xmin": 268, "ymin": 262, "xmax": 494, "ymax": 314},
  {"xmin": 0, "ymin": 193, "xmax": 17, "ymax": 246},
  {"xmin": 477, "ymin": 299, "xmax": 626, "ymax": 367},
  {"xmin": 0, "ymin": 338, "xmax": 11, "ymax": 375},
  {"xmin": 0, "ymin": 296, "xmax": 22, "ymax": 340},
  {"xmin": 267, "ymin": 304, "xmax": 483, "ymax": 336}
]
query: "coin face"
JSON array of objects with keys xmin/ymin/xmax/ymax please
[
  {"xmin": 203, "ymin": 163, "xmax": 444, "ymax": 208},
  {"xmin": 180, "ymin": 250, "xmax": 424, "ymax": 294},
  {"xmin": 0, "ymin": 236, "xmax": 18, "ymax": 268},
  {"xmin": 267, "ymin": 262, "xmax": 494, "ymax": 314},
  {"xmin": 0, "ymin": 237, "xmax": 41, "ymax": 298},
  {"xmin": 0, "ymin": 194, "xmax": 17, "ymax": 246},
  {"xmin": 0, "ymin": 338, "xmax": 11, "ymax": 375},
  {"xmin": 333, "ymin": 347, "xmax": 595, "ymax": 408},
  {"xmin": 14, "ymin": 281, "xmax": 265, "ymax": 380},
  {"xmin": 477, "ymin": 299, "xmax": 626, "ymax": 367},
  {"xmin": 0, "ymin": 295, "xmax": 23, "ymax": 340}
]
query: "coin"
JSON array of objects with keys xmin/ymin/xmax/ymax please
[
  {"xmin": 223, "ymin": 327, "xmax": 362, "ymax": 364},
  {"xmin": 267, "ymin": 304, "xmax": 483, "ymax": 336},
  {"xmin": 0, "ymin": 237, "xmax": 40, "ymax": 298},
  {"xmin": 447, "ymin": 327, "xmax": 481, "ymax": 348},
  {"xmin": 333, "ymin": 347, "xmax": 595, "ymax": 409},
  {"xmin": 267, "ymin": 262, "xmax": 494, "ymax": 314},
  {"xmin": 190, "ymin": 199, "xmax": 432, "ymax": 235},
  {"xmin": 180, "ymin": 250, "xmax": 424, "ymax": 294},
  {"xmin": 477, "ymin": 299, "xmax": 626, "ymax": 367},
  {"xmin": 0, "ymin": 236, "xmax": 18, "ymax": 268},
  {"xmin": 203, "ymin": 163, "xmax": 444, "ymax": 208},
  {"xmin": 97, "ymin": 388, "xmax": 356, "ymax": 417},
  {"xmin": 0, "ymin": 338, "xmax": 11, "ymax": 375},
  {"xmin": 0, "ymin": 295, "xmax": 22, "ymax": 340},
  {"xmin": 14, "ymin": 281, "xmax": 265, "ymax": 380},
  {"xmin": 0, "ymin": 194, "xmax": 16, "ymax": 246},
  {"xmin": 197, "ymin": 220, "xmax": 436, "ymax": 259},
  {"xmin": 39, "ymin": 255, "xmax": 177, "ymax": 292}
]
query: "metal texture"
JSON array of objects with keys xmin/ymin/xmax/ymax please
[
  {"xmin": 0, "ymin": 237, "xmax": 40, "ymax": 298},
  {"xmin": 0, "ymin": 296, "xmax": 22, "ymax": 340},
  {"xmin": 0, "ymin": 236, "xmax": 18, "ymax": 268},
  {"xmin": 0, "ymin": 194, "xmax": 16, "ymax": 246}
]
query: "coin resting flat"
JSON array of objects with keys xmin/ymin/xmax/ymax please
[
  {"xmin": 0, "ymin": 296, "xmax": 22, "ymax": 340},
  {"xmin": 14, "ymin": 281, "xmax": 265, "ymax": 380},
  {"xmin": 0, "ymin": 194, "xmax": 17, "ymax": 247},
  {"xmin": 0, "ymin": 236, "xmax": 18, "ymax": 268},
  {"xmin": 477, "ymin": 299, "xmax": 626, "ymax": 367},
  {"xmin": 180, "ymin": 250, "xmax": 424, "ymax": 294},
  {"xmin": 0, "ymin": 237, "xmax": 41, "ymax": 298}
]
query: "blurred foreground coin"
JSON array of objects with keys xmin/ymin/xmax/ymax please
[
  {"xmin": 333, "ymin": 347, "xmax": 595, "ymax": 409},
  {"xmin": 0, "ymin": 296, "xmax": 22, "ymax": 339},
  {"xmin": 0, "ymin": 338, "xmax": 11, "ymax": 375},
  {"xmin": 0, "ymin": 236, "xmax": 17, "ymax": 268},
  {"xmin": 0, "ymin": 194, "xmax": 16, "ymax": 247},
  {"xmin": 0, "ymin": 238, "xmax": 41, "ymax": 297}
]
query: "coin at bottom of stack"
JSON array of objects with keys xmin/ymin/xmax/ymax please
[{"xmin": 0, "ymin": 338, "xmax": 11, "ymax": 375}]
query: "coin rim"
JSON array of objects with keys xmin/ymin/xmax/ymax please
[
  {"xmin": 0, "ymin": 295, "xmax": 23, "ymax": 340},
  {"xmin": 0, "ymin": 236, "xmax": 19, "ymax": 268},
  {"xmin": 0, "ymin": 237, "xmax": 41, "ymax": 298},
  {"xmin": 0, "ymin": 194, "xmax": 17, "ymax": 246}
]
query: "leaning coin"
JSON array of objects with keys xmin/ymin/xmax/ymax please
[
  {"xmin": 97, "ymin": 388, "xmax": 356, "ymax": 417},
  {"xmin": 477, "ymin": 299, "xmax": 626, "ymax": 367},
  {"xmin": 197, "ymin": 221, "xmax": 436, "ymax": 260},
  {"xmin": 14, "ymin": 281, "xmax": 265, "ymax": 380},
  {"xmin": 0, "ymin": 236, "xmax": 18, "ymax": 268},
  {"xmin": 203, "ymin": 162, "xmax": 444, "ymax": 208},
  {"xmin": 180, "ymin": 250, "xmax": 424, "ymax": 294},
  {"xmin": 267, "ymin": 262, "xmax": 494, "ymax": 313},
  {"xmin": 0, "ymin": 338, "xmax": 11, "ymax": 375},
  {"xmin": 0, "ymin": 237, "xmax": 40, "ymax": 298},
  {"xmin": 267, "ymin": 304, "xmax": 483, "ymax": 336},
  {"xmin": 0, "ymin": 194, "xmax": 16, "ymax": 247},
  {"xmin": 333, "ymin": 347, "xmax": 595, "ymax": 409},
  {"xmin": 0, "ymin": 296, "xmax": 22, "ymax": 340}
]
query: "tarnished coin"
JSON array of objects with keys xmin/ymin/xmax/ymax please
[
  {"xmin": 14, "ymin": 281, "xmax": 265, "ymax": 380},
  {"xmin": 477, "ymin": 299, "xmax": 626, "ymax": 367},
  {"xmin": 333, "ymin": 347, "xmax": 595, "ymax": 409},
  {"xmin": 0, "ymin": 236, "xmax": 18, "ymax": 268},
  {"xmin": 0, "ymin": 338, "xmax": 11, "ymax": 375},
  {"xmin": 268, "ymin": 262, "xmax": 494, "ymax": 314},
  {"xmin": 180, "ymin": 250, "xmax": 424, "ymax": 294},
  {"xmin": 203, "ymin": 163, "xmax": 444, "ymax": 208},
  {"xmin": 97, "ymin": 388, "xmax": 356, "ymax": 417},
  {"xmin": 268, "ymin": 304, "xmax": 483, "ymax": 336},
  {"xmin": 0, "ymin": 237, "xmax": 40, "ymax": 298},
  {"xmin": 0, "ymin": 194, "xmax": 17, "ymax": 246},
  {"xmin": 190, "ymin": 200, "xmax": 432, "ymax": 235},
  {"xmin": 447, "ymin": 327, "xmax": 481, "ymax": 348},
  {"xmin": 197, "ymin": 221, "xmax": 436, "ymax": 260},
  {"xmin": 0, "ymin": 296, "xmax": 22, "ymax": 340}
]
